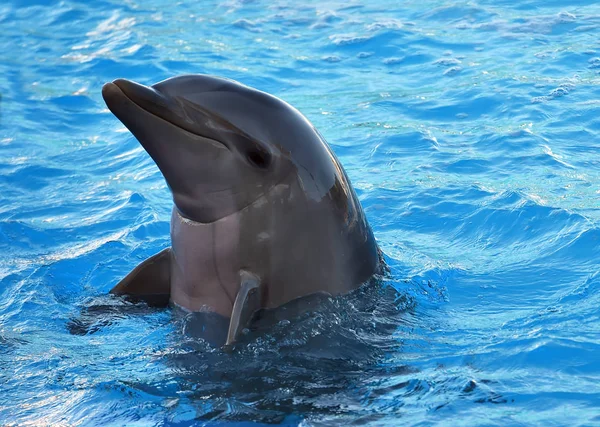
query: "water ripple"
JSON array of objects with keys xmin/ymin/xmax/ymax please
[{"xmin": 1, "ymin": 0, "xmax": 600, "ymax": 425}]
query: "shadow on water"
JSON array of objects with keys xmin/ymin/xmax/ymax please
[
  {"xmin": 66, "ymin": 268, "xmax": 509, "ymax": 424},
  {"xmin": 68, "ymin": 277, "xmax": 415, "ymax": 424},
  {"xmin": 66, "ymin": 294, "xmax": 166, "ymax": 335},
  {"xmin": 164, "ymin": 280, "xmax": 413, "ymax": 424}
]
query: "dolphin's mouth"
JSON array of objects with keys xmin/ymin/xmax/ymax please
[
  {"xmin": 101, "ymin": 76, "xmax": 286, "ymax": 224},
  {"xmin": 102, "ymin": 79, "xmax": 231, "ymax": 151}
]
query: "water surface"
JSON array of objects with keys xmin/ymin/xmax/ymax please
[{"xmin": 1, "ymin": 0, "xmax": 600, "ymax": 425}]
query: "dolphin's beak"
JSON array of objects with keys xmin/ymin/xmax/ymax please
[
  {"xmin": 101, "ymin": 81, "xmax": 122, "ymax": 103},
  {"xmin": 102, "ymin": 78, "xmax": 230, "ymax": 149},
  {"xmin": 102, "ymin": 79, "xmax": 180, "ymax": 124},
  {"xmin": 111, "ymin": 79, "xmax": 171, "ymax": 109}
]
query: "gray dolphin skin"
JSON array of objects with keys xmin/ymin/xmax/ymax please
[{"xmin": 101, "ymin": 75, "xmax": 381, "ymax": 345}]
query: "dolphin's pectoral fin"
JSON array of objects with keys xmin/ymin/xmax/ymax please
[
  {"xmin": 109, "ymin": 248, "xmax": 172, "ymax": 307},
  {"xmin": 225, "ymin": 270, "xmax": 262, "ymax": 346}
]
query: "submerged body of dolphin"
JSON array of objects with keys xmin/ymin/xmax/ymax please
[{"xmin": 101, "ymin": 75, "xmax": 381, "ymax": 345}]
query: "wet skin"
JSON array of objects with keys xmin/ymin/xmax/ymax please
[{"xmin": 101, "ymin": 75, "xmax": 381, "ymax": 339}]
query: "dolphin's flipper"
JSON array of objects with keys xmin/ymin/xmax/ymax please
[
  {"xmin": 110, "ymin": 248, "xmax": 172, "ymax": 307},
  {"xmin": 225, "ymin": 270, "xmax": 262, "ymax": 346}
]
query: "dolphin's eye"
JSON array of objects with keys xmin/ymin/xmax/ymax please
[{"xmin": 247, "ymin": 150, "xmax": 271, "ymax": 169}]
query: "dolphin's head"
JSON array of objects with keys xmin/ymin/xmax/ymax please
[{"xmin": 102, "ymin": 74, "xmax": 337, "ymax": 222}]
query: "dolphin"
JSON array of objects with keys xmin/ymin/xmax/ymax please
[{"xmin": 101, "ymin": 75, "xmax": 381, "ymax": 345}]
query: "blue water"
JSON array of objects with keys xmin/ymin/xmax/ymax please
[{"xmin": 2, "ymin": 0, "xmax": 600, "ymax": 425}]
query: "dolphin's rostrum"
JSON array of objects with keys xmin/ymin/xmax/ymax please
[{"xmin": 102, "ymin": 75, "xmax": 381, "ymax": 345}]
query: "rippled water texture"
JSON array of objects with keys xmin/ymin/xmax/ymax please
[{"xmin": 2, "ymin": 0, "xmax": 600, "ymax": 425}]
